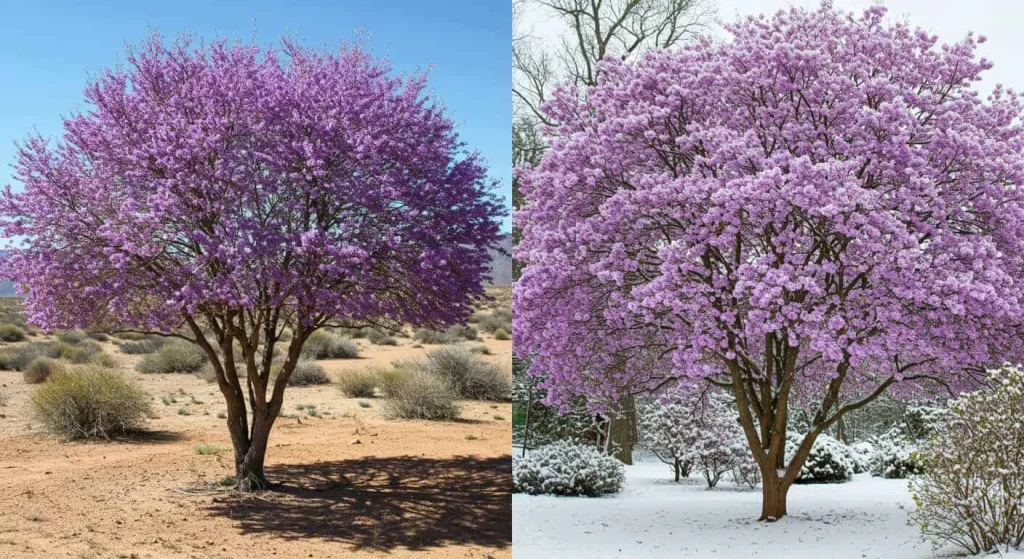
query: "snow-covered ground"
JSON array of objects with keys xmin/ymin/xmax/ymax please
[{"xmin": 514, "ymin": 461, "xmax": 940, "ymax": 558}]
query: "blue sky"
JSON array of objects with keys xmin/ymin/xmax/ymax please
[{"xmin": 0, "ymin": 0, "xmax": 511, "ymax": 230}]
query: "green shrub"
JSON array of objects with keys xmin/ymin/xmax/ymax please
[
  {"xmin": 56, "ymin": 329, "xmax": 87, "ymax": 345},
  {"xmin": 113, "ymin": 332, "xmax": 147, "ymax": 341},
  {"xmin": 119, "ymin": 337, "xmax": 167, "ymax": 355},
  {"xmin": 381, "ymin": 372, "xmax": 459, "ymax": 420},
  {"xmin": 0, "ymin": 323, "xmax": 27, "ymax": 342},
  {"xmin": 24, "ymin": 357, "xmax": 60, "ymax": 384},
  {"xmin": 419, "ymin": 347, "xmax": 511, "ymax": 401},
  {"xmin": 493, "ymin": 328, "xmax": 510, "ymax": 341},
  {"xmin": 337, "ymin": 369, "xmax": 379, "ymax": 397},
  {"xmin": 285, "ymin": 360, "xmax": 330, "ymax": 386},
  {"xmin": 300, "ymin": 330, "xmax": 359, "ymax": 360},
  {"xmin": 30, "ymin": 365, "xmax": 151, "ymax": 439},
  {"xmin": 86, "ymin": 332, "xmax": 109, "ymax": 342},
  {"xmin": 136, "ymin": 341, "xmax": 207, "ymax": 374}
]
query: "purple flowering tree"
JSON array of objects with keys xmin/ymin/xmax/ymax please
[
  {"xmin": 1, "ymin": 36, "xmax": 502, "ymax": 490},
  {"xmin": 514, "ymin": 3, "xmax": 1024, "ymax": 519}
]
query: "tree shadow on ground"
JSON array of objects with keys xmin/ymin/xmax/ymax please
[{"xmin": 203, "ymin": 454, "xmax": 511, "ymax": 552}]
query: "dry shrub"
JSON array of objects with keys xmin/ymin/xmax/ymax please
[
  {"xmin": 493, "ymin": 328, "xmax": 510, "ymax": 341},
  {"xmin": 119, "ymin": 337, "xmax": 167, "ymax": 354},
  {"xmin": 422, "ymin": 347, "xmax": 510, "ymax": 401},
  {"xmin": 136, "ymin": 341, "xmax": 207, "ymax": 374},
  {"xmin": 285, "ymin": 360, "xmax": 330, "ymax": 386},
  {"xmin": 30, "ymin": 365, "xmax": 151, "ymax": 439},
  {"xmin": 0, "ymin": 323, "xmax": 27, "ymax": 342},
  {"xmin": 381, "ymin": 372, "xmax": 459, "ymax": 421},
  {"xmin": 337, "ymin": 368, "xmax": 379, "ymax": 397},
  {"xmin": 55, "ymin": 329, "xmax": 88, "ymax": 344},
  {"xmin": 301, "ymin": 330, "xmax": 359, "ymax": 360},
  {"xmin": 24, "ymin": 357, "xmax": 60, "ymax": 384}
]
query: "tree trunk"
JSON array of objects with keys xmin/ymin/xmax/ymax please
[
  {"xmin": 235, "ymin": 418, "xmax": 272, "ymax": 491},
  {"xmin": 609, "ymin": 395, "xmax": 636, "ymax": 465},
  {"xmin": 759, "ymin": 476, "xmax": 790, "ymax": 521},
  {"xmin": 673, "ymin": 458, "xmax": 681, "ymax": 482}
]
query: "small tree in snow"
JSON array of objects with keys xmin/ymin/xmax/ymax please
[
  {"xmin": 640, "ymin": 385, "xmax": 748, "ymax": 488},
  {"xmin": 908, "ymin": 366, "xmax": 1024, "ymax": 555}
]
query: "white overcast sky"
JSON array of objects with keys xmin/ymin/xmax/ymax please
[{"xmin": 519, "ymin": 0, "xmax": 1024, "ymax": 95}]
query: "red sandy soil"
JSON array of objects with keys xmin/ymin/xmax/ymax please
[{"xmin": 0, "ymin": 333, "xmax": 512, "ymax": 559}]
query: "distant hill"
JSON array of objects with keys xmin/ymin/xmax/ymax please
[{"xmin": 487, "ymin": 233, "xmax": 513, "ymax": 286}]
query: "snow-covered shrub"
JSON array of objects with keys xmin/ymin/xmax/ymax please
[
  {"xmin": 908, "ymin": 366, "xmax": 1024, "ymax": 555},
  {"xmin": 848, "ymin": 441, "xmax": 875, "ymax": 474},
  {"xmin": 869, "ymin": 431, "xmax": 923, "ymax": 479},
  {"xmin": 512, "ymin": 440, "xmax": 625, "ymax": 496},
  {"xmin": 787, "ymin": 432, "xmax": 854, "ymax": 483}
]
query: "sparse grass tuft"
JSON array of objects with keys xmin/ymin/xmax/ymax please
[{"xmin": 193, "ymin": 443, "xmax": 226, "ymax": 455}]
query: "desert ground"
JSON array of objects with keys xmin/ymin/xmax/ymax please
[{"xmin": 0, "ymin": 291, "xmax": 512, "ymax": 559}]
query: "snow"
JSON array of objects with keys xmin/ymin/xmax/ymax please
[{"xmin": 513, "ymin": 462, "xmax": 935, "ymax": 558}]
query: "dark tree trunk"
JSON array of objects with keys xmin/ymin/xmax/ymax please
[
  {"xmin": 235, "ymin": 418, "xmax": 272, "ymax": 491},
  {"xmin": 609, "ymin": 395, "xmax": 636, "ymax": 465},
  {"xmin": 673, "ymin": 458, "xmax": 681, "ymax": 482},
  {"xmin": 759, "ymin": 475, "xmax": 790, "ymax": 521}
]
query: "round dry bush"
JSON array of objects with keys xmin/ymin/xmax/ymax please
[
  {"xmin": 286, "ymin": 360, "xmax": 330, "ymax": 386},
  {"xmin": 56, "ymin": 329, "xmax": 88, "ymax": 345},
  {"xmin": 24, "ymin": 357, "xmax": 60, "ymax": 384},
  {"xmin": 338, "ymin": 368, "xmax": 379, "ymax": 397},
  {"xmin": 136, "ymin": 341, "xmax": 207, "ymax": 374},
  {"xmin": 423, "ymin": 347, "xmax": 511, "ymax": 401},
  {"xmin": 0, "ymin": 323, "xmax": 27, "ymax": 342},
  {"xmin": 382, "ymin": 372, "xmax": 459, "ymax": 421},
  {"xmin": 30, "ymin": 365, "xmax": 152, "ymax": 439},
  {"xmin": 301, "ymin": 330, "xmax": 359, "ymax": 360},
  {"xmin": 493, "ymin": 328, "xmax": 510, "ymax": 341}
]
